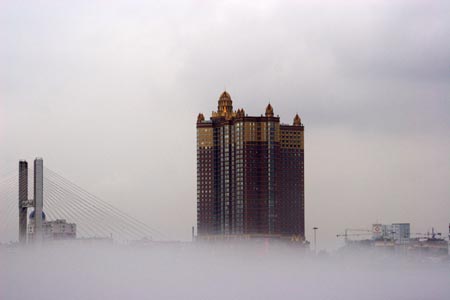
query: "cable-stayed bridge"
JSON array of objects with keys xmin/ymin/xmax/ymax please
[{"xmin": 0, "ymin": 159, "xmax": 165, "ymax": 244}]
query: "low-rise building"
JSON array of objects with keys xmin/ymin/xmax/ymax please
[{"xmin": 28, "ymin": 211, "xmax": 76, "ymax": 241}]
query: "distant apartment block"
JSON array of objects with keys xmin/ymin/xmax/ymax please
[{"xmin": 372, "ymin": 223, "xmax": 410, "ymax": 243}]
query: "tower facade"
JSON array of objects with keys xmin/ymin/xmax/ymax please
[{"xmin": 196, "ymin": 92, "xmax": 305, "ymax": 240}]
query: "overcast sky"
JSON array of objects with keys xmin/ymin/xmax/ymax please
[{"xmin": 1, "ymin": 0, "xmax": 449, "ymax": 249}]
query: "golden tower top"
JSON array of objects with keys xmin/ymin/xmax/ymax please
[
  {"xmin": 265, "ymin": 103, "xmax": 274, "ymax": 117},
  {"xmin": 293, "ymin": 113, "xmax": 302, "ymax": 126},
  {"xmin": 212, "ymin": 91, "xmax": 235, "ymax": 119}
]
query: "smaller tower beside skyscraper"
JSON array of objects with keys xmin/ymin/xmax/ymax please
[{"xmin": 196, "ymin": 92, "xmax": 305, "ymax": 240}]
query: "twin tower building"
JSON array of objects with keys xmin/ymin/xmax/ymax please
[{"xmin": 196, "ymin": 92, "xmax": 305, "ymax": 241}]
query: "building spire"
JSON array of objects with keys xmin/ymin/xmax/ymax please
[
  {"xmin": 265, "ymin": 103, "xmax": 274, "ymax": 117},
  {"xmin": 217, "ymin": 91, "xmax": 233, "ymax": 116},
  {"xmin": 293, "ymin": 113, "xmax": 301, "ymax": 126},
  {"xmin": 197, "ymin": 113, "xmax": 205, "ymax": 123}
]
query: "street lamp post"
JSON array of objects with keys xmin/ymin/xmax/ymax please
[{"xmin": 313, "ymin": 227, "xmax": 318, "ymax": 255}]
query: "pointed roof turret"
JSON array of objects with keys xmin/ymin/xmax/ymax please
[
  {"xmin": 197, "ymin": 113, "xmax": 205, "ymax": 123},
  {"xmin": 265, "ymin": 103, "xmax": 274, "ymax": 117},
  {"xmin": 293, "ymin": 113, "xmax": 301, "ymax": 126},
  {"xmin": 217, "ymin": 90, "xmax": 233, "ymax": 116},
  {"xmin": 219, "ymin": 91, "xmax": 231, "ymax": 100}
]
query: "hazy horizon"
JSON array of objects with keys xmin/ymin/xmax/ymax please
[
  {"xmin": 2, "ymin": 243, "xmax": 450, "ymax": 300},
  {"xmin": 1, "ymin": 0, "xmax": 449, "ymax": 249}
]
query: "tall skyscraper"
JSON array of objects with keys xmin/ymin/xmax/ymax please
[{"xmin": 196, "ymin": 91, "xmax": 305, "ymax": 240}]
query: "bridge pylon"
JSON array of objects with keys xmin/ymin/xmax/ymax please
[
  {"xmin": 18, "ymin": 158, "xmax": 44, "ymax": 244},
  {"xmin": 18, "ymin": 161, "xmax": 28, "ymax": 244}
]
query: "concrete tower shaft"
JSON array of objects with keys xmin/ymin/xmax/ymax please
[
  {"xmin": 33, "ymin": 158, "xmax": 44, "ymax": 242},
  {"xmin": 18, "ymin": 161, "xmax": 28, "ymax": 244}
]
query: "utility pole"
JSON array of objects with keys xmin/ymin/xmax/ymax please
[{"xmin": 313, "ymin": 227, "xmax": 318, "ymax": 255}]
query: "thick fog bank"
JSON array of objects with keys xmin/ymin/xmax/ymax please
[{"xmin": 1, "ymin": 244, "xmax": 449, "ymax": 300}]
